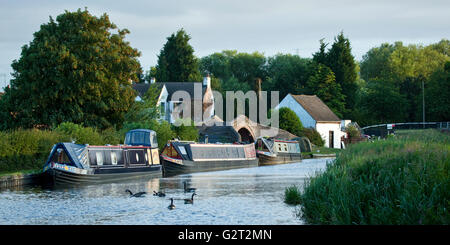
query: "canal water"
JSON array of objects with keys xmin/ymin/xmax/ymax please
[{"xmin": 0, "ymin": 158, "xmax": 332, "ymax": 225}]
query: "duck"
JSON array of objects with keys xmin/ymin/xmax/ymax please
[
  {"xmin": 153, "ymin": 191, "xmax": 166, "ymax": 197},
  {"xmin": 125, "ymin": 189, "xmax": 146, "ymax": 197},
  {"xmin": 168, "ymin": 198, "xmax": 176, "ymax": 210},
  {"xmin": 184, "ymin": 193, "xmax": 197, "ymax": 204},
  {"xmin": 183, "ymin": 182, "xmax": 196, "ymax": 192}
]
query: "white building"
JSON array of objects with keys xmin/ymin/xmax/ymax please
[
  {"xmin": 275, "ymin": 94, "xmax": 343, "ymax": 148},
  {"xmin": 132, "ymin": 75, "xmax": 214, "ymax": 124}
]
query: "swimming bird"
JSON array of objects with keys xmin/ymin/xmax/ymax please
[
  {"xmin": 168, "ymin": 198, "xmax": 175, "ymax": 210},
  {"xmin": 183, "ymin": 182, "xmax": 196, "ymax": 192},
  {"xmin": 125, "ymin": 189, "xmax": 146, "ymax": 197},
  {"xmin": 184, "ymin": 193, "xmax": 197, "ymax": 204},
  {"xmin": 153, "ymin": 191, "xmax": 166, "ymax": 197}
]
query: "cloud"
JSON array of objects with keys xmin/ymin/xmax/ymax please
[{"xmin": 0, "ymin": 0, "xmax": 449, "ymax": 89}]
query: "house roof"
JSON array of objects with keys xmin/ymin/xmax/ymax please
[
  {"xmin": 290, "ymin": 94, "xmax": 341, "ymax": 122},
  {"xmin": 132, "ymin": 82, "xmax": 206, "ymax": 100}
]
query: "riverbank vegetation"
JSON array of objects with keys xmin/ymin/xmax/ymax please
[{"xmin": 288, "ymin": 129, "xmax": 449, "ymax": 224}]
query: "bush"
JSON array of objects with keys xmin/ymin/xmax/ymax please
[
  {"xmin": 0, "ymin": 129, "xmax": 68, "ymax": 172},
  {"xmin": 301, "ymin": 128, "xmax": 325, "ymax": 147},
  {"xmin": 121, "ymin": 120, "xmax": 175, "ymax": 150},
  {"xmin": 54, "ymin": 122, "xmax": 104, "ymax": 145},
  {"xmin": 277, "ymin": 107, "xmax": 303, "ymax": 136},
  {"xmin": 172, "ymin": 119, "xmax": 199, "ymax": 142},
  {"xmin": 284, "ymin": 185, "xmax": 302, "ymax": 205},
  {"xmin": 298, "ymin": 129, "xmax": 450, "ymax": 224},
  {"xmin": 345, "ymin": 124, "xmax": 361, "ymax": 139}
]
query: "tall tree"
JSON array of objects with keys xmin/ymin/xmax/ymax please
[
  {"xmin": 265, "ymin": 54, "xmax": 310, "ymax": 99},
  {"xmin": 305, "ymin": 63, "xmax": 346, "ymax": 118},
  {"xmin": 0, "ymin": 9, "xmax": 140, "ymax": 130},
  {"xmin": 325, "ymin": 32, "xmax": 358, "ymax": 117},
  {"xmin": 155, "ymin": 29, "xmax": 201, "ymax": 82}
]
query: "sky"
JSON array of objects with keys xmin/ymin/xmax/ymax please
[{"xmin": 0, "ymin": 0, "xmax": 449, "ymax": 90}]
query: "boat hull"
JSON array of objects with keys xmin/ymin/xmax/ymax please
[
  {"xmin": 43, "ymin": 165, "xmax": 162, "ymax": 185},
  {"xmin": 161, "ymin": 157, "xmax": 259, "ymax": 176},
  {"xmin": 257, "ymin": 152, "xmax": 302, "ymax": 166}
]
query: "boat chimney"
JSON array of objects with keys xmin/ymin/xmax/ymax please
[
  {"xmin": 205, "ymin": 134, "xmax": 209, "ymax": 144},
  {"xmin": 203, "ymin": 74, "xmax": 211, "ymax": 88}
]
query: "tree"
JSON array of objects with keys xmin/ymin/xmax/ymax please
[
  {"xmin": 155, "ymin": 29, "xmax": 201, "ymax": 82},
  {"xmin": 425, "ymin": 61, "xmax": 450, "ymax": 121},
  {"xmin": 278, "ymin": 107, "xmax": 303, "ymax": 137},
  {"xmin": 305, "ymin": 63, "xmax": 346, "ymax": 118},
  {"xmin": 360, "ymin": 43, "xmax": 397, "ymax": 81},
  {"xmin": 325, "ymin": 32, "xmax": 358, "ymax": 116},
  {"xmin": 0, "ymin": 9, "xmax": 141, "ymax": 130},
  {"xmin": 359, "ymin": 79, "xmax": 408, "ymax": 124},
  {"xmin": 265, "ymin": 54, "xmax": 310, "ymax": 99}
]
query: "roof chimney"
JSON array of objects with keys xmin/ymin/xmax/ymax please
[
  {"xmin": 150, "ymin": 77, "xmax": 156, "ymax": 84},
  {"xmin": 203, "ymin": 74, "xmax": 211, "ymax": 88}
]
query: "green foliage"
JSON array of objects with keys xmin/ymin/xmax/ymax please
[
  {"xmin": 359, "ymin": 79, "xmax": 408, "ymax": 124},
  {"xmin": 172, "ymin": 119, "xmax": 199, "ymax": 142},
  {"xmin": 301, "ymin": 128, "xmax": 325, "ymax": 147},
  {"xmin": 278, "ymin": 107, "xmax": 303, "ymax": 137},
  {"xmin": 0, "ymin": 9, "xmax": 141, "ymax": 130},
  {"xmin": 121, "ymin": 120, "xmax": 175, "ymax": 151},
  {"xmin": 156, "ymin": 29, "xmax": 202, "ymax": 82},
  {"xmin": 314, "ymin": 32, "xmax": 358, "ymax": 116},
  {"xmin": 54, "ymin": 122, "xmax": 103, "ymax": 145},
  {"xmin": 425, "ymin": 62, "xmax": 450, "ymax": 121},
  {"xmin": 298, "ymin": 129, "xmax": 450, "ymax": 224},
  {"xmin": 284, "ymin": 185, "xmax": 302, "ymax": 205},
  {"xmin": 265, "ymin": 54, "xmax": 310, "ymax": 99},
  {"xmin": 345, "ymin": 124, "xmax": 361, "ymax": 139},
  {"xmin": 124, "ymin": 83, "xmax": 161, "ymax": 123},
  {"xmin": 305, "ymin": 63, "xmax": 346, "ymax": 118}
]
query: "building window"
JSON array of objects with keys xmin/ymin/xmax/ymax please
[{"xmin": 160, "ymin": 102, "xmax": 166, "ymax": 118}]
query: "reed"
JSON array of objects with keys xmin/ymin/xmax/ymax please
[
  {"xmin": 297, "ymin": 129, "xmax": 449, "ymax": 225},
  {"xmin": 284, "ymin": 185, "xmax": 302, "ymax": 205}
]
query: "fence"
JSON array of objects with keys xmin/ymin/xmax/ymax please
[{"xmin": 362, "ymin": 122, "xmax": 450, "ymax": 137}]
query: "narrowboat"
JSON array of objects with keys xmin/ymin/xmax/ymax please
[
  {"xmin": 255, "ymin": 137, "xmax": 302, "ymax": 165},
  {"xmin": 42, "ymin": 129, "xmax": 162, "ymax": 185},
  {"xmin": 160, "ymin": 140, "xmax": 259, "ymax": 176}
]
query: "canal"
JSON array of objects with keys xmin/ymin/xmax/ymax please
[{"xmin": 0, "ymin": 158, "xmax": 332, "ymax": 225}]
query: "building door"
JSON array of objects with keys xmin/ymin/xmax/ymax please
[{"xmin": 329, "ymin": 131, "xmax": 334, "ymax": 148}]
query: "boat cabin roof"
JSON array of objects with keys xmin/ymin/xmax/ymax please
[{"xmin": 124, "ymin": 129, "xmax": 158, "ymax": 148}]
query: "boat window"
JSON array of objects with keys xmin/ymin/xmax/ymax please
[
  {"xmin": 111, "ymin": 152, "xmax": 118, "ymax": 165},
  {"xmin": 278, "ymin": 143, "xmax": 282, "ymax": 152},
  {"xmin": 284, "ymin": 144, "xmax": 288, "ymax": 152},
  {"xmin": 96, "ymin": 152, "xmax": 104, "ymax": 166},
  {"xmin": 178, "ymin": 146, "xmax": 187, "ymax": 155},
  {"xmin": 136, "ymin": 153, "xmax": 139, "ymax": 162}
]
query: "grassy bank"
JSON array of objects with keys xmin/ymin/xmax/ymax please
[
  {"xmin": 301, "ymin": 146, "xmax": 342, "ymax": 158},
  {"xmin": 288, "ymin": 129, "xmax": 449, "ymax": 225}
]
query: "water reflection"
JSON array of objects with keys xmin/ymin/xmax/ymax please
[{"xmin": 0, "ymin": 158, "xmax": 333, "ymax": 225}]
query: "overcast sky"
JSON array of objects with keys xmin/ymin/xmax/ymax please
[{"xmin": 1, "ymin": 0, "xmax": 449, "ymax": 90}]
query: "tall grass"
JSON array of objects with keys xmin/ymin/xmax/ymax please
[{"xmin": 297, "ymin": 129, "xmax": 449, "ymax": 225}]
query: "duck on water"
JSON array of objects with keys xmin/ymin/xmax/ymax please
[
  {"xmin": 184, "ymin": 193, "xmax": 197, "ymax": 204},
  {"xmin": 126, "ymin": 189, "xmax": 146, "ymax": 197}
]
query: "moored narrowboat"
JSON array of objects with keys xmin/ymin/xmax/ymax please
[
  {"xmin": 42, "ymin": 129, "xmax": 162, "ymax": 185},
  {"xmin": 160, "ymin": 140, "xmax": 259, "ymax": 176},
  {"xmin": 255, "ymin": 137, "xmax": 302, "ymax": 165}
]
